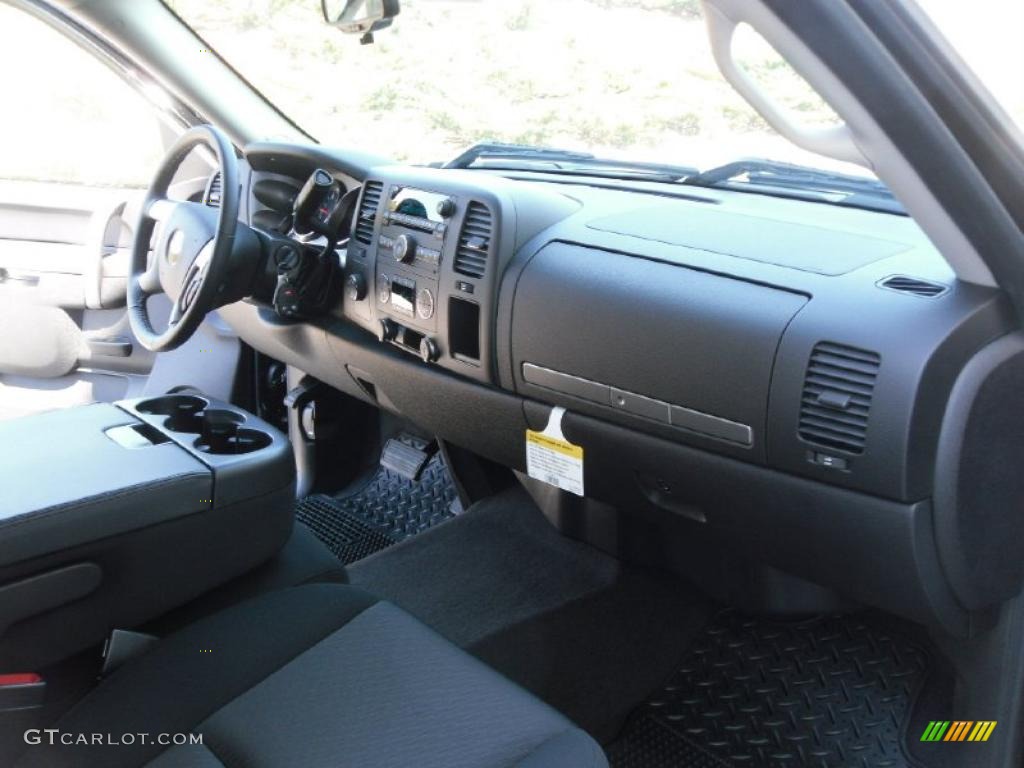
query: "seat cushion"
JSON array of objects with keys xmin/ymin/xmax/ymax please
[{"xmin": 17, "ymin": 584, "xmax": 606, "ymax": 768}]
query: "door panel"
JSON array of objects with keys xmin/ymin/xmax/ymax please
[
  {"xmin": 0, "ymin": 177, "xmax": 239, "ymax": 420},
  {"xmin": 0, "ymin": 4, "xmax": 241, "ymax": 419}
]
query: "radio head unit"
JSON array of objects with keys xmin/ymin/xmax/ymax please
[{"xmin": 388, "ymin": 186, "xmax": 454, "ymax": 230}]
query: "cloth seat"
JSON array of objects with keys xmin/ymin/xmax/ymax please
[{"xmin": 17, "ymin": 584, "xmax": 607, "ymax": 768}]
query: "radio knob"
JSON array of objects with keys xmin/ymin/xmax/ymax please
[
  {"xmin": 344, "ymin": 272, "xmax": 367, "ymax": 302},
  {"xmin": 378, "ymin": 319, "xmax": 398, "ymax": 343},
  {"xmin": 392, "ymin": 233, "xmax": 416, "ymax": 263},
  {"xmin": 419, "ymin": 336, "xmax": 440, "ymax": 363},
  {"xmin": 436, "ymin": 198, "xmax": 456, "ymax": 218}
]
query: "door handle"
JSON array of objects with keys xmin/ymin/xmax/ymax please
[
  {"xmin": 0, "ymin": 267, "xmax": 40, "ymax": 286},
  {"xmin": 84, "ymin": 336, "xmax": 133, "ymax": 358}
]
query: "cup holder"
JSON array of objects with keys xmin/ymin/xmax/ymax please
[
  {"xmin": 136, "ymin": 394, "xmax": 208, "ymax": 417},
  {"xmin": 162, "ymin": 409, "xmax": 242, "ymax": 438},
  {"xmin": 195, "ymin": 427, "xmax": 272, "ymax": 456},
  {"xmin": 135, "ymin": 396, "xmax": 272, "ymax": 456}
]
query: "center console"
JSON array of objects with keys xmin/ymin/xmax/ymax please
[
  {"xmin": 340, "ymin": 167, "xmax": 578, "ymax": 383},
  {"xmin": 0, "ymin": 395, "xmax": 294, "ymax": 669}
]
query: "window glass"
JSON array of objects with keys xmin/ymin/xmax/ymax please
[
  {"xmin": 168, "ymin": 0, "xmax": 869, "ymax": 176},
  {"xmin": 0, "ymin": 6, "xmax": 166, "ymax": 187},
  {"xmin": 914, "ymin": 0, "xmax": 1024, "ymax": 132}
]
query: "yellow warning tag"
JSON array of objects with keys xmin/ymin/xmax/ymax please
[{"xmin": 526, "ymin": 407, "xmax": 584, "ymax": 496}]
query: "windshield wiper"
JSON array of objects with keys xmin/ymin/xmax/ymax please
[
  {"xmin": 443, "ymin": 142, "xmax": 697, "ymax": 182},
  {"xmin": 682, "ymin": 158, "xmax": 903, "ymax": 213}
]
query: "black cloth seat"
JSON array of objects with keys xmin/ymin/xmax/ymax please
[{"xmin": 18, "ymin": 584, "xmax": 607, "ymax": 768}]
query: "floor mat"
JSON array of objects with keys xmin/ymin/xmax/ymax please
[
  {"xmin": 294, "ymin": 495, "xmax": 396, "ymax": 565},
  {"xmin": 608, "ymin": 610, "xmax": 932, "ymax": 768},
  {"xmin": 295, "ymin": 453, "xmax": 459, "ymax": 564},
  {"xmin": 348, "ymin": 486, "xmax": 712, "ymax": 743}
]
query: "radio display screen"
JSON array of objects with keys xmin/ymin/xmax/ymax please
[
  {"xmin": 390, "ymin": 279, "xmax": 416, "ymax": 315},
  {"xmin": 389, "ymin": 187, "xmax": 447, "ymax": 223}
]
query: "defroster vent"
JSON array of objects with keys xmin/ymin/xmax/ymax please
[
  {"xmin": 454, "ymin": 201, "xmax": 493, "ymax": 278},
  {"xmin": 354, "ymin": 181, "xmax": 383, "ymax": 245},
  {"xmin": 878, "ymin": 275, "xmax": 948, "ymax": 298},
  {"xmin": 798, "ymin": 342, "xmax": 880, "ymax": 454}
]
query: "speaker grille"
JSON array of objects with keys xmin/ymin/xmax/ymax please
[{"xmin": 798, "ymin": 342, "xmax": 880, "ymax": 454}]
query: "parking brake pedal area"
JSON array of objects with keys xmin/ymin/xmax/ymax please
[
  {"xmin": 379, "ymin": 435, "xmax": 436, "ymax": 482},
  {"xmin": 608, "ymin": 611, "xmax": 933, "ymax": 768}
]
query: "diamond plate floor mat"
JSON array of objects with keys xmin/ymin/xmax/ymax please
[
  {"xmin": 296, "ymin": 454, "xmax": 459, "ymax": 564},
  {"xmin": 608, "ymin": 610, "xmax": 932, "ymax": 768}
]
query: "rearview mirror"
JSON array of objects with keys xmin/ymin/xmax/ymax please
[{"xmin": 321, "ymin": 0, "xmax": 399, "ymax": 43}]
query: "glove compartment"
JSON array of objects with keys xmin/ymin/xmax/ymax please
[{"xmin": 511, "ymin": 242, "xmax": 807, "ymax": 462}]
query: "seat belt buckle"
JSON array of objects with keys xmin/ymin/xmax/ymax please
[{"xmin": 0, "ymin": 673, "xmax": 45, "ymax": 712}]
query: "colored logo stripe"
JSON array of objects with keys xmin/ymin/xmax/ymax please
[
  {"xmin": 969, "ymin": 722, "xmax": 998, "ymax": 742},
  {"xmin": 944, "ymin": 721, "xmax": 972, "ymax": 741},
  {"xmin": 921, "ymin": 720, "xmax": 996, "ymax": 742}
]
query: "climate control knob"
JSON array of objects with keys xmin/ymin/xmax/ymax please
[
  {"xmin": 417, "ymin": 288, "xmax": 435, "ymax": 320},
  {"xmin": 419, "ymin": 336, "xmax": 440, "ymax": 363},
  {"xmin": 392, "ymin": 233, "xmax": 416, "ymax": 263},
  {"xmin": 344, "ymin": 272, "xmax": 367, "ymax": 302},
  {"xmin": 378, "ymin": 319, "xmax": 398, "ymax": 343}
]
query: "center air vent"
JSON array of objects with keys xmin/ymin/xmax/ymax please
[
  {"xmin": 204, "ymin": 171, "xmax": 222, "ymax": 207},
  {"xmin": 354, "ymin": 181, "xmax": 383, "ymax": 245},
  {"xmin": 798, "ymin": 342, "xmax": 880, "ymax": 455},
  {"xmin": 454, "ymin": 202, "xmax": 493, "ymax": 279},
  {"xmin": 879, "ymin": 275, "xmax": 948, "ymax": 298}
]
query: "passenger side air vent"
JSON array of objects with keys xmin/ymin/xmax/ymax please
[
  {"xmin": 878, "ymin": 275, "xmax": 948, "ymax": 298},
  {"xmin": 798, "ymin": 342, "xmax": 880, "ymax": 455},
  {"xmin": 204, "ymin": 171, "xmax": 222, "ymax": 207},
  {"xmin": 454, "ymin": 202, "xmax": 493, "ymax": 279},
  {"xmin": 354, "ymin": 181, "xmax": 383, "ymax": 245}
]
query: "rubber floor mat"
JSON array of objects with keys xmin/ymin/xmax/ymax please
[
  {"xmin": 294, "ymin": 495, "xmax": 395, "ymax": 565},
  {"xmin": 296, "ymin": 454, "xmax": 459, "ymax": 564},
  {"xmin": 608, "ymin": 610, "xmax": 932, "ymax": 768}
]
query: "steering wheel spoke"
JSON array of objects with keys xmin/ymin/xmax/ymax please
[
  {"xmin": 167, "ymin": 297, "xmax": 184, "ymax": 327},
  {"xmin": 137, "ymin": 256, "xmax": 162, "ymax": 296},
  {"xmin": 146, "ymin": 197, "xmax": 176, "ymax": 223}
]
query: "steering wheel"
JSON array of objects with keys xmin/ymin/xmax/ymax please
[{"xmin": 128, "ymin": 124, "xmax": 240, "ymax": 352}]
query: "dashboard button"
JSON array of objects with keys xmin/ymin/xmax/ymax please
[
  {"xmin": 377, "ymin": 275, "xmax": 391, "ymax": 304},
  {"xmin": 436, "ymin": 198, "xmax": 456, "ymax": 218}
]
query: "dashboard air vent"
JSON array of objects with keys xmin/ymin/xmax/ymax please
[
  {"xmin": 204, "ymin": 171, "xmax": 222, "ymax": 207},
  {"xmin": 879, "ymin": 275, "xmax": 948, "ymax": 298},
  {"xmin": 798, "ymin": 342, "xmax": 880, "ymax": 455},
  {"xmin": 354, "ymin": 181, "xmax": 383, "ymax": 245},
  {"xmin": 454, "ymin": 202, "xmax": 493, "ymax": 279}
]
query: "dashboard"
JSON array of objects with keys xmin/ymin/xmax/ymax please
[{"xmin": 219, "ymin": 140, "xmax": 1022, "ymax": 638}]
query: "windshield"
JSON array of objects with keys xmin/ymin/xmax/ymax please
[
  {"xmin": 168, "ymin": 2, "xmax": 856, "ymax": 168},
  {"xmin": 168, "ymin": 1, "xmax": 1021, "ymax": 187}
]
